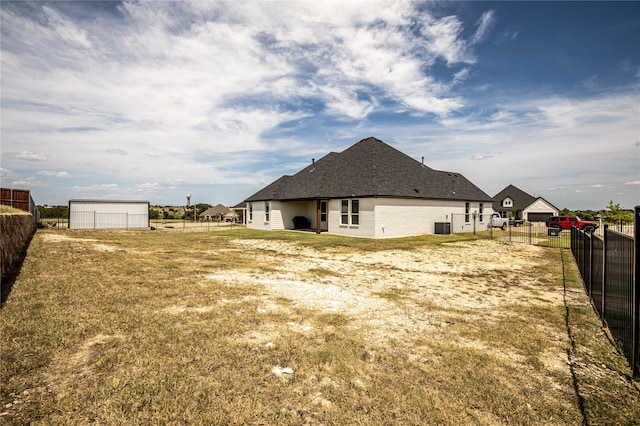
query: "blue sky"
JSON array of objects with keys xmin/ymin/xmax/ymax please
[{"xmin": 1, "ymin": 1, "xmax": 638, "ymax": 210}]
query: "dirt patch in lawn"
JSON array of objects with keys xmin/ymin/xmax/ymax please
[{"xmin": 205, "ymin": 239, "xmax": 560, "ymax": 346}]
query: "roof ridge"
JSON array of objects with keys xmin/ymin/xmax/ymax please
[{"xmin": 371, "ymin": 139, "xmax": 378, "ymax": 194}]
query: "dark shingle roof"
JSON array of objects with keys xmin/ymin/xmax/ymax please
[
  {"xmin": 200, "ymin": 204, "xmax": 232, "ymax": 217},
  {"xmin": 492, "ymin": 184, "xmax": 537, "ymax": 210},
  {"xmin": 246, "ymin": 137, "xmax": 493, "ymax": 202}
]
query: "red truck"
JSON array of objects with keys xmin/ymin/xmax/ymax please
[{"xmin": 545, "ymin": 216, "xmax": 598, "ymax": 233}]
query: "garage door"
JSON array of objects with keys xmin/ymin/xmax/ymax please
[{"xmin": 528, "ymin": 212, "xmax": 553, "ymax": 222}]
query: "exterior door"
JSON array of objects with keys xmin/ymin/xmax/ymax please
[{"xmin": 320, "ymin": 201, "xmax": 328, "ymax": 230}]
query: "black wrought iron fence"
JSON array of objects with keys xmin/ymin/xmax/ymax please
[
  {"xmin": 571, "ymin": 211, "xmax": 639, "ymax": 378},
  {"xmin": 489, "ymin": 221, "xmax": 572, "ymax": 248}
]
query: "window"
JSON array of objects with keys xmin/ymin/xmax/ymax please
[
  {"xmin": 351, "ymin": 200, "xmax": 359, "ymax": 225},
  {"xmin": 341, "ymin": 200, "xmax": 349, "ymax": 225},
  {"xmin": 479, "ymin": 203, "xmax": 484, "ymax": 222},
  {"xmin": 320, "ymin": 201, "xmax": 327, "ymax": 222},
  {"xmin": 465, "ymin": 202, "xmax": 470, "ymax": 223},
  {"xmin": 249, "ymin": 203, "xmax": 253, "ymax": 221},
  {"xmin": 265, "ymin": 201, "xmax": 270, "ymax": 222},
  {"xmin": 341, "ymin": 199, "xmax": 360, "ymax": 226}
]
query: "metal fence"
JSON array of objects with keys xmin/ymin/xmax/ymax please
[
  {"xmin": 487, "ymin": 222, "xmax": 572, "ymax": 248},
  {"xmin": 448, "ymin": 213, "xmax": 572, "ymax": 248},
  {"xmin": 571, "ymin": 212, "xmax": 639, "ymax": 378}
]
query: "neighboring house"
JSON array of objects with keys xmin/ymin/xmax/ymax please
[
  {"xmin": 68, "ymin": 199, "xmax": 149, "ymax": 230},
  {"xmin": 200, "ymin": 204, "xmax": 233, "ymax": 221},
  {"xmin": 244, "ymin": 137, "xmax": 494, "ymax": 238},
  {"xmin": 492, "ymin": 185, "xmax": 558, "ymax": 222}
]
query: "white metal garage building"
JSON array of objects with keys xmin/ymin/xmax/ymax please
[{"xmin": 68, "ymin": 199, "xmax": 150, "ymax": 230}]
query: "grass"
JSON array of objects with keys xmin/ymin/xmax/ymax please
[
  {"xmin": 1, "ymin": 228, "xmax": 638, "ymax": 425},
  {"xmin": 0, "ymin": 206, "xmax": 30, "ymax": 215}
]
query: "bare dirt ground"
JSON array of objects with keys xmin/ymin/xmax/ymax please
[{"xmin": 202, "ymin": 238, "xmax": 569, "ymax": 369}]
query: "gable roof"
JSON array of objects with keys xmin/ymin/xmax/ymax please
[
  {"xmin": 246, "ymin": 137, "xmax": 493, "ymax": 203},
  {"xmin": 492, "ymin": 185, "xmax": 535, "ymax": 210},
  {"xmin": 200, "ymin": 204, "xmax": 232, "ymax": 217},
  {"xmin": 492, "ymin": 184, "xmax": 558, "ymax": 211}
]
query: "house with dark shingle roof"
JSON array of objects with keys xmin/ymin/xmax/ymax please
[
  {"xmin": 244, "ymin": 137, "xmax": 494, "ymax": 238},
  {"xmin": 200, "ymin": 204, "xmax": 233, "ymax": 221},
  {"xmin": 492, "ymin": 184, "xmax": 558, "ymax": 223}
]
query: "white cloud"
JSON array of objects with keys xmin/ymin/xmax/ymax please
[
  {"xmin": 419, "ymin": 15, "xmax": 473, "ymax": 65},
  {"xmin": 0, "ymin": 168, "xmax": 13, "ymax": 179},
  {"xmin": 10, "ymin": 177, "xmax": 43, "ymax": 187},
  {"xmin": 42, "ymin": 5, "xmax": 92, "ymax": 49},
  {"xmin": 135, "ymin": 182, "xmax": 159, "ymax": 191},
  {"xmin": 107, "ymin": 149, "xmax": 128, "ymax": 156},
  {"xmin": 5, "ymin": 151, "xmax": 49, "ymax": 161},
  {"xmin": 72, "ymin": 183, "xmax": 119, "ymax": 192},
  {"xmin": 37, "ymin": 170, "xmax": 70, "ymax": 177},
  {"xmin": 624, "ymin": 180, "xmax": 640, "ymax": 185},
  {"xmin": 470, "ymin": 153, "xmax": 495, "ymax": 161},
  {"xmin": 471, "ymin": 10, "xmax": 496, "ymax": 45}
]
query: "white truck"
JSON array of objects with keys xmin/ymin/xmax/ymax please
[{"xmin": 489, "ymin": 213, "xmax": 509, "ymax": 230}]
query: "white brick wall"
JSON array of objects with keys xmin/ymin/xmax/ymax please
[{"xmin": 247, "ymin": 197, "xmax": 492, "ymax": 238}]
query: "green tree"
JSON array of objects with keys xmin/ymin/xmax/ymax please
[
  {"xmin": 604, "ymin": 200, "xmax": 633, "ymax": 224},
  {"xmin": 578, "ymin": 211, "xmax": 595, "ymax": 221},
  {"xmin": 196, "ymin": 203, "xmax": 210, "ymax": 216},
  {"xmin": 37, "ymin": 205, "xmax": 69, "ymax": 219}
]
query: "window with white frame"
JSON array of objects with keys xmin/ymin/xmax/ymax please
[
  {"xmin": 340, "ymin": 199, "xmax": 360, "ymax": 226},
  {"xmin": 265, "ymin": 201, "xmax": 270, "ymax": 222},
  {"xmin": 248, "ymin": 203, "xmax": 253, "ymax": 221},
  {"xmin": 465, "ymin": 202, "xmax": 470, "ymax": 223},
  {"xmin": 341, "ymin": 200, "xmax": 349, "ymax": 225},
  {"xmin": 351, "ymin": 200, "xmax": 359, "ymax": 225},
  {"xmin": 479, "ymin": 203, "xmax": 484, "ymax": 222}
]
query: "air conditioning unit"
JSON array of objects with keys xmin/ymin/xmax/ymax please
[{"xmin": 434, "ymin": 222, "xmax": 451, "ymax": 235}]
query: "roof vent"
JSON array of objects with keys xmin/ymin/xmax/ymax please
[{"xmin": 312, "ymin": 158, "xmax": 315, "ymax": 164}]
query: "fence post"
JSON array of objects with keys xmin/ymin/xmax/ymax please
[
  {"xmin": 589, "ymin": 232, "xmax": 593, "ymax": 296},
  {"xmin": 602, "ymin": 224, "xmax": 607, "ymax": 328},
  {"xmin": 633, "ymin": 207, "xmax": 639, "ymax": 377},
  {"xmin": 582, "ymin": 231, "xmax": 591, "ymax": 292}
]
